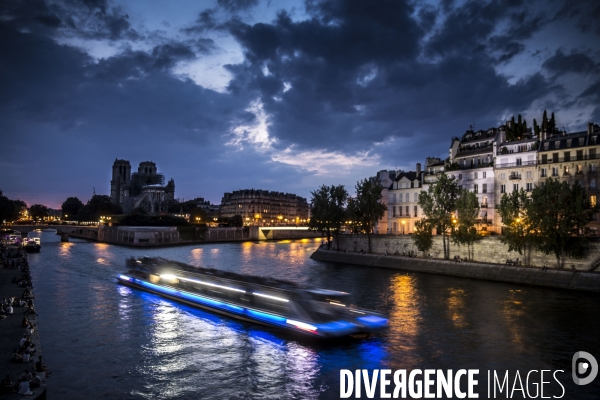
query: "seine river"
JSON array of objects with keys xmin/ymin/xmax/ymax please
[{"xmin": 26, "ymin": 231, "xmax": 599, "ymax": 399}]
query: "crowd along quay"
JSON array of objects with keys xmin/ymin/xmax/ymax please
[{"xmin": 117, "ymin": 256, "xmax": 389, "ymax": 338}]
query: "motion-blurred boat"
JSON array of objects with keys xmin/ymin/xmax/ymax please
[{"xmin": 118, "ymin": 256, "xmax": 389, "ymax": 338}]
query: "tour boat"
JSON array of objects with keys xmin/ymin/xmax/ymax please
[
  {"xmin": 22, "ymin": 238, "xmax": 41, "ymax": 253},
  {"xmin": 117, "ymin": 257, "xmax": 389, "ymax": 338}
]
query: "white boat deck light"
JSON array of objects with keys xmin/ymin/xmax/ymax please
[
  {"xmin": 253, "ymin": 292, "xmax": 289, "ymax": 302},
  {"xmin": 178, "ymin": 276, "xmax": 246, "ymax": 293}
]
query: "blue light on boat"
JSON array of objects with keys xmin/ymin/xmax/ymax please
[
  {"xmin": 356, "ymin": 315, "xmax": 389, "ymax": 328},
  {"xmin": 119, "ymin": 275, "xmax": 131, "ymax": 281}
]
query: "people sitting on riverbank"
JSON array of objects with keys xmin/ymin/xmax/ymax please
[
  {"xmin": 30, "ymin": 372, "xmax": 41, "ymax": 389},
  {"xmin": 0, "ymin": 374, "xmax": 15, "ymax": 394},
  {"xmin": 453, "ymin": 255, "xmax": 463, "ymax": 263},
  {"xmin": 17, "ymin": 378, "xmax": 33, "ymax": 396},
  {"xmin": 35, "ymin": 356, "xmax": 50, "ymax": 376}
]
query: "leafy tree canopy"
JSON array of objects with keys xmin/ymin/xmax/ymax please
[
  {"xmin": 29, "ymin": 204, "xmax": 49, "ymax": 220},
  {"xmin": 61, "ymin": 197, "xmax": 84, "ymax": 218}
]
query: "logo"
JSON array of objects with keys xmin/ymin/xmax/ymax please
[{"xmin": 572, "ymin": 351, "xmax": 598, "ymax": 386}]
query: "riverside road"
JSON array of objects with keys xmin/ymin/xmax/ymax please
[{"xmin": 23, "ymin": 230, "xmax": 600, "ymax": 399}]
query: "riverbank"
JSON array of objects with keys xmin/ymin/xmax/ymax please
[
  {"xmin": 0, "ymin": 267, "xmax": 46, "ymax": 399},
  {"xmin": 311, "ymin": 248, "xmax": 600, "ymax": 292}
]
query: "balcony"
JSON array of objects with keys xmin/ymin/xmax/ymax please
[
  {"xmin": 539, "ymin": 153, "xmax": 600, "ymax": 164},
  {"xmin": 495, "ymin": 160, "xmax": 536, "ymax": 169},
  {"xmin": 509, "ymin": 173, "xmax": 521, "ymax": 180}
]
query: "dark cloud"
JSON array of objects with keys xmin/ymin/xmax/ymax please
[
  {"xmin": 2, "ymin": 0, "xmax": 600, "ymax": 207},
  {"xmin": 543, "ymin": 49, "xmax": 599, "ymax": 75},
  {"xmin": 217, "ymin": 0, "xmax": 259, "ymax": 12}
]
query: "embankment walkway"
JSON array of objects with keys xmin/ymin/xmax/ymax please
[
  {"xmin": 0, "ymin": 268, "xmax": 46, "ymax": 399},
  {"xmin": 311, "ymin": 248, "xmax": 600, "ymax": 292}
]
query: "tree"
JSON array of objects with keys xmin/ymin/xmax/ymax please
[
  {"xmin": 527, "ymin": 179, "xmax": 594, "ymax": 266},
  {"xmin": 0, "ymin": 190, "xmax": 26, "ymax": 223},
  {"xmin": 308, "ymin": 184, "xmax": 349, "ymax": 249},
  {"xmin": 412, "ymin": 218, "xmax": 434, "ymax": 255},
  {"xmin": 350, "ymin": 178, "xmax": 386, "ymax": 253},
  {"xmin": 78, "ymin": 195, "xmax": 123, "ymax": 221},
  {"xmin": 228, "ymin": 215, "xmax": 243, "ymax": 227},
  {"xmin": 498, "ymin": 189, "xmax": 532, "ymax": 259},
  {"xmin": 418, "ymin": 173, "xmax": 460, "ymax": 259},
  {"xmin": 61, "ymin": 197, "xmax": 84, "ymax": 219},
  {"xmin": 29, "ymin": 204, "xmax": 49, "ymax": 221},
  {"xmin": 451, "ymin": 189, "xmax": 482, "ymax": 260}
]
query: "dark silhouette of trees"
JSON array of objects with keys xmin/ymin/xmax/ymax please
[
  {"xmin": 308, "ymin": 184, "xmax": 348, "ymax": 249},
  {"xmin": 29, "ymin": 204, "xmax": 49, "ymax": 221},
  {"xmin": 61, "ymin": 197, "xmax": 84, "ymax": 219},
  {"xmin": 348, "ymin": 178, "xmax": 386, "ymax": 253},
  {"xmin": 418, "ymin": 173, "xmax": 460, "ymax": 259},
  {"xmin": 0, "ymin": 190, "xmax": 26, "ymax": 223}
]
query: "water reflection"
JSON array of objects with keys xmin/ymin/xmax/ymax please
[{"xmin": 27, "ymin": 232, "xmax": 600, "ymax": 400}]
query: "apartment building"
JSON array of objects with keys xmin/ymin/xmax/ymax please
[{"xmin": 537, "ymin": 123, "xmax": 600, "ymax": 235}]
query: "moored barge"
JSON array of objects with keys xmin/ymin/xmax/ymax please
[{"xmin": 118, "ymin": 257, "xmax": 389, "ymax": 338}]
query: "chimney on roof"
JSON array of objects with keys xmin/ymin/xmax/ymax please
[
  {"xmin": 416, "ymin": 163, "xmax": 421, "ymax": 177},
  {"xmin": 588, "ymin": 122, "xmax": 594, "ymax": 138}
]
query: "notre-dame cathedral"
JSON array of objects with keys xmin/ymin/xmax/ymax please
[{"xmin": 110, "ymin": 159, "xmax": 175, "ymax": 214}]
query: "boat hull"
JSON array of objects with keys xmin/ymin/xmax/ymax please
[{"xmin": 117, "ymin": 274, "xmax": 370, "ymax": 338}]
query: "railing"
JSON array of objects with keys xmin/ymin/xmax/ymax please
[
  {"xmin": 539, "ymin": 153, "xmax": 600, "ymax": 164},
  {"xmin": 495, "ymin": 160, "xmax": 536, "ymax": 169},
  {"xmin": 509, "ymin": 174, "xmax": 521, "ymax": 180}
]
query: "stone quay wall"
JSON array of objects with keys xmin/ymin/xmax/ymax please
[
  {"xmin": 311, "ymin": 248, "xmax": 600, "ymax": 292},
  {"xmin": 332, "ymin": 234, "xmax": 600, "ymax": 271}
]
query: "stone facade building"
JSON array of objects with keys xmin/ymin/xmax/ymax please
[
  {"xmin": 219, "ymin": 189, "xmax": 309, "ymax": 225},
  {"xmin": 377, "ymin": 121, "xmax": 600, "ymax": 236}
]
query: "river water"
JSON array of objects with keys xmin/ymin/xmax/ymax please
[{"xmin": 25, "ymin": 231, "xmax": 599, "ymax": 399}]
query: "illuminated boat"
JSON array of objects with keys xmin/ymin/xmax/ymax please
[
  {"xmin": 23, "ymin": 238, "xmax": 41, "ymax": 253},
  {"xmin": 117, "ymin": 257, "xmax": 389, "ymax": 338}
]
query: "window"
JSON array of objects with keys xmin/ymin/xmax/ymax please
[
  {"xmin": 564, "ymin": 166, "xmax": 570, "ymax": 175},
  {"xmin": 414, "ymin": 206, "xmax": 418, "ymax": 217},
  {"xmin": 513, "ymin": 184, "xmax": 519, "ymax": 192},
  {"xmin": 482, "ymin": 196, "xmax": 488, "ymax": 207},
  {"xmin": 414, "ymin": 192, "xmax": 418, "ymax": 202},
  {"xmin": 393, "ymin": 222, "xmax": 397, "ymax": 232},
  {"xmin": 577, "ymin": 165, "xmax": 583, "ymax": 174},
  {"xmin": 542, "ymin": 154, "xmax": 548, "ymax": 164},
  {"xmin": 399, "ymin": 194, "xmax": 403, "ymax": 203},
  {"xmin": 544, "ymin": 143, "xmax": 549, "ymax": 150},
  {"xmin": 552, "ymin": 153, "xmax": 559, "ymax": 163},
  {"xmin": 526, "ymin": 182, "xmax": 533, "ymax": 192},
  {"xmin": 554, "ymin": 141, "xmax": 560, "ymax": 149},
  {"xmin": 405, "ymin": 206, "xmax": 409, "ymax": 216},
  {"xmin": 399, "ymin": 207, "xmax": 403, "ymax": 216},
  {"xmin": 474, "ymin": 184, "xmax": 478, "ymax": 193},
  {"xmin": 392, "ymin": 206, "xmax": 396, "ymax": 217},
  {"xmin": 483, "ymin": 171, "xmax": 487, "ymax": 178},
  {"xmin": 591, "ymin": 163, "xmax": 597, "ymax": 172},
  {"xmin": 526, "ymin": 171, "xmax": 532, "ymax": 179},
  {"xmin": 501, "ymin": 184, "xmax": 506, "ymax": 193},
  {"xmin": 591, "ymin": 149, "xmax": 597, "ymax": 159},
  {"xmin": 564, "ymin": 152, "xmax": 571, "ymax": 162},
  {"xmin": 552, "ymin": 167, "xmax": 558, "ymax": 177},
  {"xmin": 577, "ymin": 150, "xmax": 583, "ymax": 160},
  {"xmin": 516, "ymin": 158, "xmax": 522, "ymax": 166},
  {"xmin": 579, "ymin": 138, "xmax": 584, "ymax": 146},
  {"xmin": 591, "ymin": 179, "xmax": 597, "ymax": 190},
  {"xmin": 541, "ymin": 168, "xmax": 547, "ymax": 177},
  {"xmin": 591, "ymin": 195, "xmax": 597, "ymax": 208},
  {"xmin": 482, "ymin": 184, "xmax": 487, "ymax": 193},
  {"xmin": 567, "ymin": 139, "xmax": 572, "ymax": 148},
  {"xmin": 474, "ymin": 172, "xmax": 478, "ymax": 179},
  {"xmin": 500, "ymin": 173, "xmax": 506, "ymax": 181}
]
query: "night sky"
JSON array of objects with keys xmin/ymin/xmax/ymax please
[{"xmin": 1, "ymin": 0, "xmax": 599, "ymax": 209}]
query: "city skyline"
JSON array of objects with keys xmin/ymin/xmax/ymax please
[{"xmin": 1, "ymin": 0, "xmax": 599, "ymax": 208}]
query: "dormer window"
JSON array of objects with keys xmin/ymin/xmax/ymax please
[
  {"xmin": 567, "ymin": 139, "xmax": 572, "ymax": 148},
  {"xmin": 555, "ymin": 141, "xmax": 560, "ymax": 149},
  {"xmin": 579, "ymin": 138, "xmax": 584, "ymax": 146}
]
